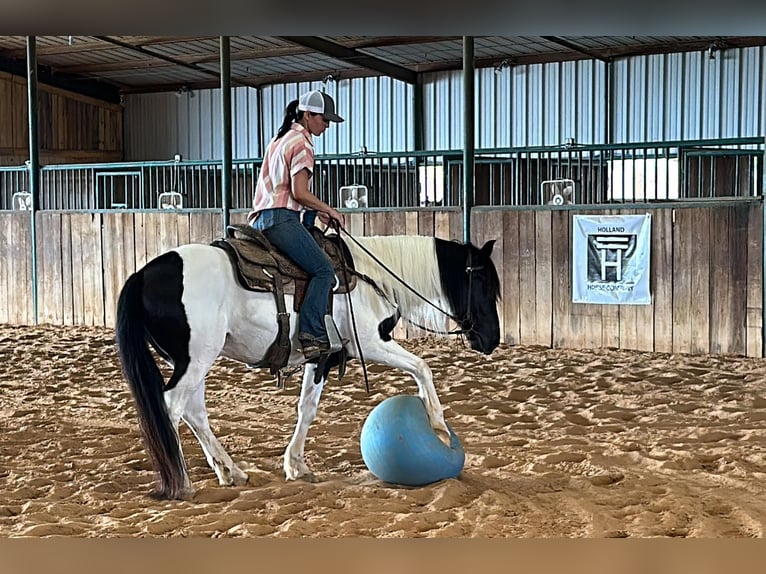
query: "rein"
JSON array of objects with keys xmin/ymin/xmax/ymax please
[{"xmin": 333, "ymin": 223, "xmax": 481, "ymax": 339}]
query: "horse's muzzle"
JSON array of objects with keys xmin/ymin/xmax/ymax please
[{"xmin": 469, "ymin": 331, "xmax": 499, "ymax": 355}]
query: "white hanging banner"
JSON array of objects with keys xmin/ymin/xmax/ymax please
[{"xmin": 572, "ymin": 214, "xmax": 652, "ymax": 305}]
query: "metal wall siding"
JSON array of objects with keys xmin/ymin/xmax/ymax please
[
  {"xmin": 260, "ymin": 77, "xmax": 413, "ymax": 156},
  {"xmin": 124, "ymin": 48, "xmax": 765, "ymax": 160},
  {"xmin": 125, "ymin": 93, "xmax": 179, "ymax": 160},
  {"xmin": 526, "ymin": 64, "xmax": 543, "ymax": 146},
  {"xmin": 611, "ymin": 47, "xmax": 766, "ymax": 143},
  {"xmin": 559, "ymin": 61, "xmax": 576, "ymax": 145},
  {"xmin": 543, "ymin": 63, "xmax": 557, "ymax": 146},
  {"xmin": 664, "ymin": 54, "xmax": 682, "ymax": 141},
  {"xmin": 646, "ymin": 55, "xmax": 663, "ymax": 141},
  {"xmin": 512, "ymin": 69, "xmax": 528, "ymax": 146},
  {"xmin": 718, "ymin": 53, "xmax": 744, "ymax": 138},
  {"xmin": 702, "ymin": 56, "xmax": 721, "ymax": 140},
  {"xmin": 683, "ymin": 52, "xmax": 702, "ymax": 140}
]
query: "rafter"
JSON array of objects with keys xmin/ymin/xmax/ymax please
[
  {"xmin": 541, "ymin": 37, "xmax": 612, "ymax": 62},
  {"xmin": 92, "ymin": 36, "xmax": 261, "ymax": 89},
  {"xmin": 278, "ymin": 36, "xmax": 417, "ymax": 84}
]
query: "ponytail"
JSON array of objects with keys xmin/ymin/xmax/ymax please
[{"xmin": 275, "ymin": 99, "xmax": 305, "ymax": 139}]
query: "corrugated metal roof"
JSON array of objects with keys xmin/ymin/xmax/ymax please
[{"xmin": 0, "ymin": 35, "xmax": 764, "ymax": 101}]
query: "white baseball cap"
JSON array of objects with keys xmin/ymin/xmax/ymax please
[{"xmin": 297, "ymin": 90, "xmax": 344, "ymax": 123}]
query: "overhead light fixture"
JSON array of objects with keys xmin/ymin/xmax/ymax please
[
  {"xmin": 707, "ymin": 41, "xmax": 721, "ymax": 60},
  {"xmin": 494, "ymin": 59, "xmax": 512, "ymax": 74},
  {"xmin": 176, "ymin": 85, "xmax": 195, "ymax": 98}
]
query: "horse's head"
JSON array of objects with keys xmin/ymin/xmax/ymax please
[{"xmin": 435, "ymin": 238, "xmax": 501, "ymax": 354}]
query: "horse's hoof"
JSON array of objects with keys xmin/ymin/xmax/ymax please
[
  {"xmin": 435, "ymin": 426, "xmax": 452, "ymax": 448},
  {"xmin": 232, "ymin": 473, "xmax": 249, "ymax": 487},
  {"xmin": 284, "ymin": 467, "xmax": 317, "ymax": 482}
]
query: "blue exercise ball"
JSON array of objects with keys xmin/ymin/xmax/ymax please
[{"xmin": 360, "ymin": 395, "xmax": 465, "ymax": 486}]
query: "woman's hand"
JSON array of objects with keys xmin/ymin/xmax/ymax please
[{"xmin": 318, "ymin": 208, "xmax": 345, "ymax": 229}]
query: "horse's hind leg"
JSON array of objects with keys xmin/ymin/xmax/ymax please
[
  {"xmin": 283, "ymin": 363, "xmax": 325, "ymax": 481},
  {"xmin": 181, "ymin": 380, "xmax": 249, "ymax": 487}
]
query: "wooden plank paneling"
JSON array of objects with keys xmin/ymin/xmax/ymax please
[
  {"xmin": 501, "ymin": 210, "xmax": 521, "ymax": 345},
  {"xmin": 176, "ymin": 212, "xmax": 191, "ymax": 246},
  {"xmin": 0, "ymin": 206, "xmax": 762, "ymax": 358},
  {"xmin": 517, "ymin": 211, "xmax": 537, "ymax": 345},
  {"xmin": 0, "ymin": 71, "xmax": 123, "ymax": 166},
  {"xmin": 690, "ymin": 208, "xmax": 711, "ymax": 354},
  {"xmin": 417, "ymin": 210, "xmax": 434, "ymax": 237},
  {"xmin": 434, "ymin": 211, "xmax": 450, "ymax": 241},
  {"xmin": 37, "ymin": 212, "xmax": 64, "ymax": 324},
  {"xmin": 404, "ymin": 211, "xmax": 419, "ymax": 237},
  {"xmin": 550, "ymin": 210, "xmax": 571, "ymax": 348},
  {"xmin": 143, "ymin": 212, "xmax": 164, "ymax": 262},
  {"xmin": 652, "ymin": 208, "xmax": 674, "ymax": 353},
  {"xmin": 132, "ymin": 212, "xmax": 148, "ymax": 271},
  {"xmin": 672, "ymin": 208, "xmax": 693, "ymax": 353},
  {"xmin": 10, "ymin": 212, "xmax": 33, "ymax": 325},
  {"xmin": 709, "ymin": 206, "xmax": 748, "ymax": 355},
  {"xmin": 747, "ymin": 202, "xmax": 764, "ymax": 357},
  {"xmin": 60, "ymin": 214, "xmax": 74, "ymax": 324},
  {"xmin": 0, "ymin": 214, "xmax": 9, "ymax": 323},
  {"xmin": 189, "ymin": 212, "xmax": 214, "ymax": 245},
  {"xmin": 69, "ymin": 214, "xmax": 86, "ymax": 324},
  {"xmin": 389, "ymin": 210, "xmax": 407, "ymax": 237},
  {"xmin": 80, "ymin": 213, "xmax": 104, "ymax": 326},
  {"xmin": 346, "ymin": 211, "xmax": 365, "ymax": 238},
  {"xmin": 102, "ymin": 212, "xmax": 136, "ymax": 327},
  {"xmin": 617, "ymin": 210, "xmax": 655, "ymax": 352},
  {"xmin": 729, "ymin": 205, "xmax": 749, "ymax": 355},
  {"xmin": 159, "ymin": 211, "xmax": 180, "ymax": 254},
  {"xmin": 367, "ymin": 211, "xmax": 392, "ymax": 236},
  {"xmin": 534, "ymin": 211, "xmax": 553, "ymax": 346},
  {"xmin": 0, "ymin": 77, "xmax": 14, "ymax": 148}
]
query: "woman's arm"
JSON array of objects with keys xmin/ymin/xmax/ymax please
[{"xmin": 291, "ymin": 168, "xmax": 345, "ymax": 227}]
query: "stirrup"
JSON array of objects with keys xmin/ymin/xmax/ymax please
[{"xmin": 324, "ymin": 314, "xmax": 344, "ymax": 353}]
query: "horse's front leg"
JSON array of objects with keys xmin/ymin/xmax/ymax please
[
  {"xmin": 360, "ymin": 339, "xmax": 451, "ymax": 446},
  {"xmin": 283, "ymin": 363, "xmax": 325, "ymax": 481}
]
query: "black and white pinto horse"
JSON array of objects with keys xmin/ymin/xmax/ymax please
[{"xmin": 116, "ymin": 233, "xmax": 501, "ymax": 499}]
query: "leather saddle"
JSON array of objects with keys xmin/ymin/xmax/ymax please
[
  {"xmin": 211, "ymin": 224, "xmax": 357, "ymax": 377},
  {"xmin": 212, "ymin": 223, "xmax": 357, "ymax": 306}
]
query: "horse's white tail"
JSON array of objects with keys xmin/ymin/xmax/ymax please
[{"xmin": 116, "ymin": 267, "xmax": 188, "ymax": 500}]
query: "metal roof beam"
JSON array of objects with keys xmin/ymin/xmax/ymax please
[
  {"xmin": 94, "ymin": 36, "xmax": 221, "ymax": 80},
  {"xmin": 278, "ymin": 36, "xmax": 417, "ymax": 84},
  {"xmin": 93, "ymin": 36, "xmax": 260, "ymax": 89},
  {"xmin": 541, "ymin": 37, "xmax": 611, "ymax": 62}
]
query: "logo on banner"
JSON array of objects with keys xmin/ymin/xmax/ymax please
[{"xmin": 587, "ymin": 227, "xmax": 636, "ymax": 284}]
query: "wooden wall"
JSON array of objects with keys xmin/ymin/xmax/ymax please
[
  {"xmin": 0, "ymin": 203, "xmax": 762, "ymax": 358},
  {"xmin": 0, "ymin": 209, "xmax": 463, "ymax": 330},
  {"xmin": 471, "ymin": 201, "xmax": 763, "ymax": 357},
  {"xmin": 0, "ymin": 70, "xmax": 123, "ymax": 166}
]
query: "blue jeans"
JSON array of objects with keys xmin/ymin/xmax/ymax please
[{"xmin": 251, "ymin": 208, "xmax": 334, "ymax": 341}]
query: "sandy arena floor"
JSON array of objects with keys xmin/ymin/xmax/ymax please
[{"xmin": 1, "ymin": 323, "xmax": 766, "ymax": 537}]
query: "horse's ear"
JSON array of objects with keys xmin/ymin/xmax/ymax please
[{"xmin": 479, "ymin": 239, "xmax": 496, "ymax": 257}]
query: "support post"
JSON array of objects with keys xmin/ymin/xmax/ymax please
[
  {"xmin": 26, "ymin": 36, "xmax": 40, "ymax": 325},
  {"xmin": 462, "ymin": 36, "xmax": 475, "ymax": 244},
  {"xmin": 220, "ymin": 36, "xmax": 232, "ymax": 235}
]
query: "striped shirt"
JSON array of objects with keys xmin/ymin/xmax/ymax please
[{"xmin": 248, "ymin": 123, "xmax": 314, "ymax": 222}]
